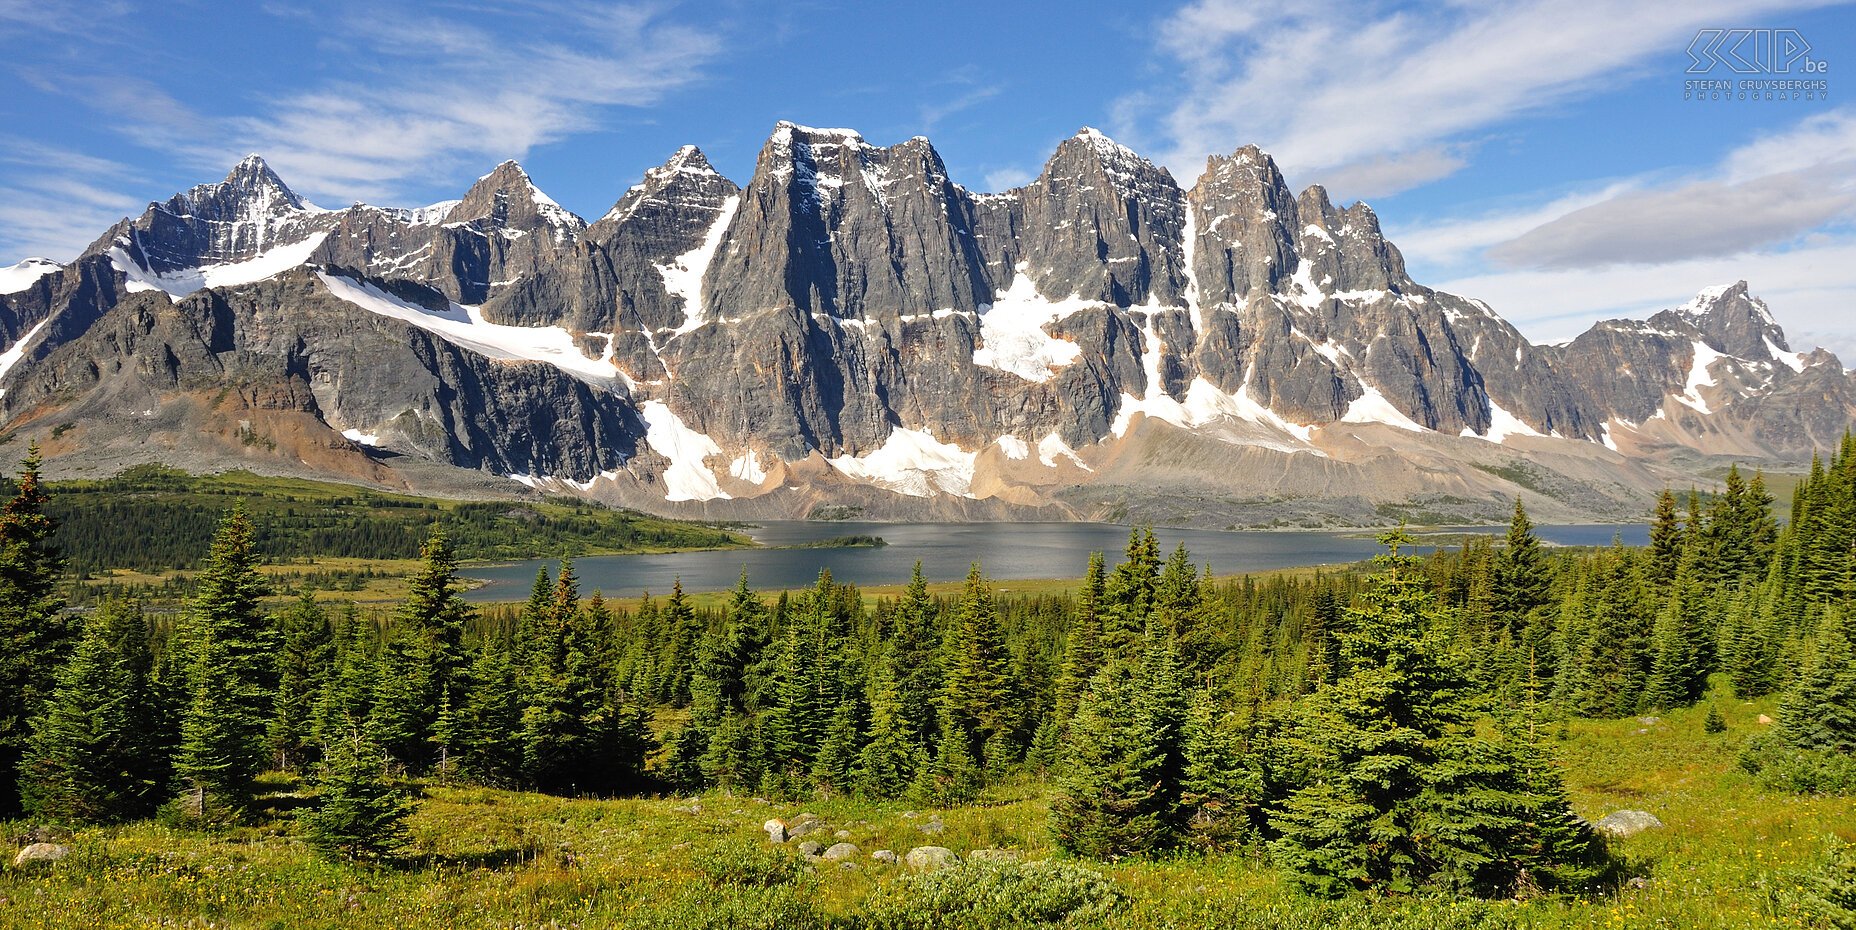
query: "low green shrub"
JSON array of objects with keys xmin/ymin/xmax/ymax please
[
  {"xmin": 860, "ymin": 859, "xmax": 1124, "ymax": 929},
  {"xmin": 695, "ymin": 837, "xmax": 812, "ymax": 888},
  {"xmin": 1739, "ymin": 733, "xmax": 1856, "ymax": 794}
]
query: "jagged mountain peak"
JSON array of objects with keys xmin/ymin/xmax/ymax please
[
  {"xmin": 1663, "ymin": 280, "xmax": 1790, "ymax": 360},
  {"xmin": 447, "ymin": 160, "xmax": 586, "ymax": 239}
]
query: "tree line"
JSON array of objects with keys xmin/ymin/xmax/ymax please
[{"xmin": 4, "ymin": 442, "xmax": 1854, "ymax": 896}]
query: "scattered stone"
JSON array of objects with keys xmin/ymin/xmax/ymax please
[
  {"xmin": 763, "ymin": 819, "xmax": 788, "ymax": 843},
  {"xmin": 822, "ymin": 842, "xmax": 860, "ymax": 861},
  {"xmin": 798, "ymin": 840, "xmax": 824, "ymax": 858},
  {"xmin": 872, "ymin": 850, "xmax": 898, "ymax": 864},
  {"xmin": 834, "ymin": 829, "xmax": 852, "ymax": 840},
  {"xmin": 12, "ymin": 844, "xmax": 69, "ymax": 868},
  {"xmin": 787, "ymin": 819, "xmax": 829, "ymax": 841},
  {"xmin": 839, "ymin": 861, "xmax": 858, "ymax": 871},
  {"xmin": 752, "ymin": 797, "xmax": 769, "ymax": 805},
  {"xmin": 1758, "ymin": 714, "xmax": 1775, "ymax": 725},
  {"xmin": 1637, "ymin": 716, "xmax": 1660, "ymax": 726},
  {"xmin": 905, "ymin": 846, "xmax": 959, "ymax": 872},
  {"xmin": 968, "ymin": 848, "xmax": 1023, "ymax": 863},
  {"xmin": 919, "ymin": 817, "xmax": 946, "ymax": 835},
  {"xmin": 902, "ymin": 811, "xmax": 919, "ymax": 819},
  {"xmin": 1594, "ymin": 810, "xmax": 1665, "ymax": 838},
  {"xmin": 1633, "ymin": 728, "xmax": 1650, "ymax": 735}
]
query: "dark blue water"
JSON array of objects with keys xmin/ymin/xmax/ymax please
[{"xmin": 460, "ymin": 521, "xmax": 1649, "ymax": 601}]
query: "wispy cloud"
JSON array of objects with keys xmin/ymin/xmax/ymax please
[
  {"xmin": 0, "ymin": 141, "xmax": 145, "ymax": 260},
  {"xmin": 919, "ymin": 85, "xmax": 1002, "ymax": 133},
  {"xmin": 55, "ymin": 1, "xmax": 721, "ymax": 206},
  {"xmin": 1132, "ymin": 0, "xmax": 1834, "ymax": 198},
  {"xmin": 1391, "ymin": 108, "xmax": 1856, "ymax": 273}
]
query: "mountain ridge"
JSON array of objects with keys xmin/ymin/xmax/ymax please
[{"xmin": 0, "ymin": 123, "xmax": 1850, "ymax": 526}]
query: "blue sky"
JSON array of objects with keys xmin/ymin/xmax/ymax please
[{"xmin": 3, "ymin": 0, "xmax": 1854, "ymax": 355}]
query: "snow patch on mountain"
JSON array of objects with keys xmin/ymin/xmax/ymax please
[
  {"xmin": 1340, "ymin": 381, "xmax": 1426, "ymax": 432},
  {"xmin": 316, "ymin": 272, "xmax": 615, "ymax": 383},
  {"xmin": 0, "ymin": 318, "xmax": 49, "ymax": 398},
  {"xmin": 640, "ymin": 400, "xmax": 729, "ymax": 501},
  {"xmin": 111, "ymin": 233, "xmax": 329, "ymax": 298},
  {"xmin": 973, "ymin": 264, "xmax": 1087, "ymax": 381},
  {"xmin": 996, "ymin": 435, "xmax": 1030, "ymax": 460},
  {"xmin": 1676, "ymin": 340, "xmax": 1725, "ymax": 413},
  {"xmin": 1463, "ymin": 400, "xmax": 1544, "ymax": 443},
  {"xmin": 0, "ymin": 259, "xmax": 59, "ymax": 295},
  {"xmin": 341, "ymin": 428, "xmax": 380, "ymax": 447},
  {"xmin": 660, "ymin": 195, "xmax": 740, "ymax": 335},
  {"xmin": 1111, "ymin": 377, "xmax": 1321, "ymax": 456},
  {"xmin": 729, "ymin": 449, "xmax": 768, "ymax": 484},
  {"xmin": 830, "ymin": 428, "xmax": 976, "ymax": 498},
  {"xmin": 1037, "ymin": 432, "xmax": 1090, "ymax": 469}
]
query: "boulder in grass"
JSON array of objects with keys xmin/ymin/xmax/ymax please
[
  {"xmin": 763, "ymin": 819, "xmax": 787, "ymax": 843},
  {"xmin": 905, "ymin": 846, "xmax": 959, "ymax": 872},
  {"xmin": 871, "ymin": 849, "xmax": 898, "ymax": 864},
  {"xmin": 12, "ymin": 843, "xmax": 69, "ymax": 868},
  {"xmin": 822, "ymin": 842, "xmax": 859, "ymax": 861},
  {"xmin": 1594, "ymin": 810, "xmax": 1664, "ymax": 838},
  {"xmin": 798, "ymin": 840, "xmax": 824, "ymax": 858}
]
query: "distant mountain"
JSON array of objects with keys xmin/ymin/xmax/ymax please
[{"xmin": 1, "ymin": 123, "xmax": 1850, "ymax": 526}]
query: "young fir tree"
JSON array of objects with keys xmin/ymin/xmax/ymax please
[
  {"xmin": 891, "ymin": 562, "xmax": 942, "ymax": 753},
  {"xmin": 449, "ymin": 634, "xmax": 523, "ymax": 786},
  {"xmin": 1052, "ymin": 552, "xmax": 1107, "ymax": 731},
  {"xmin": 911, "ymin": 718, "xmax": 983, "ymax": 807},
  {"xmin": 268, "ymin": 593, "xmax": 332, "ymax": 772},
  {"xmin": 0, "ymin": 444, "xmax": 73, "ymax": 815},
  {"xmin": 1050, "ymin": 632, "xmax": 1188, "ymax": 859},
  {"xmin": 1776, "ymin": 610, "xmax": 1856, "ymax": 755},
  {"xmin": 939, "ymin": 564, "xmax": 1012, "ymax": 763},
  {"xmin": 18, "ymin": 599, "xmax": 163, "ymax": 823},
  {"xmin": 1271, "ymin": 529, "xmax": 1601, "ymax": 898},
  {"xmin": 366, "ymin": 630, "xmax": 433, "ymax": 772},
  {"xmin": 1101, "ymin": 528, "xmax": 1160, "ymax": 651},
  {"xmin": 854, "ymin": 658, "xmax": 922, "ymax": 799},
  {"xmin": 1492, "ymin": 499, "xmax": 1553, "ymax": 638},
  {"xmin": 299, "ymin": 724, "xmax": 416, "ymax": 862},
  {"xmin": 1178, "ymin": 688, "xmax": 1259, "ymax": 852},
  {"xmin": 312, "ymin": 606, "xmax": 376, "ymax": 748},
  {"xmin": 698, "ymin": 572, "xmax": 765, "ymax": 789},
  {"xmin": 174, "ymin": 507, "xmax": 278, "ymax": 818}
]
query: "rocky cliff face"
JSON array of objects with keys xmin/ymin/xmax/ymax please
[{"xmin": 2, "ymin": 124, "xmax": 1851, "ymax": 525}]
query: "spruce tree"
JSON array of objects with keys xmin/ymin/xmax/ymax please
[
  {"xmin": 299, "ymin": 725, "xmax": 416, "ymax": 862},
  {"xmin": 1178, "ymin": 689, "xmax": 1258, "ymax": 851},
  {"xmin": 0, "ymin": 444, "xmax": 73, "ymax": 814},
  {"xmin": 1492, "ymin": 499, "xmax": 1552, "ymax": 637},
  {"xmin": 1777, "ymin": 610, "xmax": 1856, "ymax": 754},
  {"xmin": 1271, "ymin": 529, "xmax": 1601, "ymax": 898},
  {"xmin": 1053, "ymin": 552, "xmax": 1107, "ymax": 731},
  {"xmin": 911, "ymin": 719, "xmax": 983, "ymax": 807},
  {"xmin": 891, "ymin": 562, "xmax": 942, "ymax": 751},
  {"xmin": 18, "ymin": 599, "xmax": 163, "ymax": 822},
  {"xmin": 313, "ymin": 606, "xmax": 376, "ymax": 747},
  {"xmin": 940, "ymin": 564, "xmax": 1011, "ymax": 760},
  {"xmin": 450, "ymin": 635, "xmax": 523, "ymax": 786},
  {"xmin": 174, "ymin": 507, "xmax": 277, "ymax": 818},
  {"xmin": 269, "ymin": 593, "xmax": 332, "ymax": 772},
  {"xmin": 853, "ymin": 659, "xmax": 922, "ymax": 799}
]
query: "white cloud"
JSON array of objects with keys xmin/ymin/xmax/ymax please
[
  {"xmin": 0, "ymin": 141, "xmax": 144, "ymax": 261},
  {"xmin": 1137, "ymin": 0, "xmax": 1835, "ymax": 198},
  {"xmin": 1435, "ymin": 236, "xmax": 1856, "ymax": 355},
  {"xmin": 63, "ymin": 1, "xmax": 720, "ymax": 207},
  {"xmin": 1477, "ymin": 109, "xmax": 1856, "ymax": 269},
  {"xmin": 983, "ymin": 167, "xmax": 1034, "ymax": 192}
]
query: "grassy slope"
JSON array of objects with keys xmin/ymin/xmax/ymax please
[{"xmin": 4, "ymin": 692, "xmax": 1846, "ymax": 929}]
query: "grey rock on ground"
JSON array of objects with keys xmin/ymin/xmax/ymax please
[
  {"xmin": 1594, "ymin": 810, "xmax": 1665, "ymax": 838},
  {"xmin": 12, "ymin": 843, "xmax": 69, "ymax": 867},
  {"xmin": 798, "ymin": 840, "xmax": 824, "ymax": 858},
  {"xmin": 905, "ymin": 846, "xmax": 959, "ymax": 872},
  {"xmin": 871, "ymin": 849, "xmax": 898, "ymax": 864},
  {"xmin": 763, "ymin": 819, "xmax": 787, "ymax": 843},
  {"xmin": 822, "ymin": 842, "xmax": 859, "ymax": 861}
]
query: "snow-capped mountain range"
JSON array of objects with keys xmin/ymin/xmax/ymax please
[{"xmin": 1, "ymin": 122, "xmax": 1850, "ymax": 525}]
